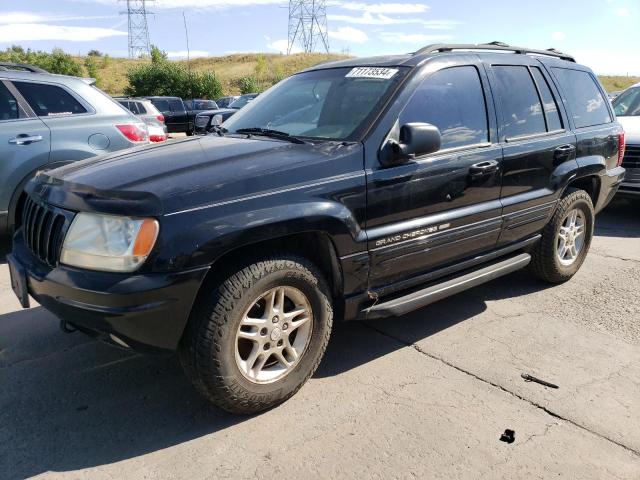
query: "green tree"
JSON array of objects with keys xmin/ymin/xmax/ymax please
[
  {"xmin": 87, "ymin": 49, "xmax": 103, "ymax": 57},
  {"xmin": 150, "ymin": 45, "xmax": 167, "ymax": 63},
  {"xmin": 0, "ymin": 46, "xmax": 82, "ymax": 76}
]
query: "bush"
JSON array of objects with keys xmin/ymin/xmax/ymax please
[
  {"xmin": 238, "ymin": 76, "xmax": 259, "ymax": 95},
  {"xmin": 0, "ymin": 45, "xmax": 82, "ymax": 76},
  {"xmin": 125, "ymin": 60, "xmax": 222, "ymax": 99}
]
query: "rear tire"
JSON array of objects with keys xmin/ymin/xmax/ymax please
[
  {"xmin": 529, "ymin": 189, "xmax": 594, "ymax": 283},
  {"xmin": 179, "ymin": 255, "xmax": 333, "ymax": 414}
]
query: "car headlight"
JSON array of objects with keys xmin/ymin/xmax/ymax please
[{"xmin": 60, "ymin": 213, "xmax": 159, "ymax": 272}]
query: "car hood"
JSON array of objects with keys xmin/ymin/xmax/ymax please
[
  {"xmin": 196, "ymin": 108, "xmax": 236, "ymax": 117},
  {"xmin": 618, "ymin": 116, "xmax": 640, "ymax": 144},
  {"xmin": 31, "ymin": 135, "xmax": 361, "ymax": 216}
]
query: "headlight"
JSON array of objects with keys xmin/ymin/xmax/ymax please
[{"xmin": 60, "ymin": 213, "xmax": 159, "ymax": 272}]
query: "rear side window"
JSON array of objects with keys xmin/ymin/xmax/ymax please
[
  {"xmin": 400, "ymin": 66, "xmax": 489, "ymax": 149},
  {"xmin": 151, "ymin": 99, "xmax": 171, "ymax": 112},
  {"xmin": 492, "ymin": 65, "xmax": 546, "ymax": 138},
  {"xmin": 13, "ymin": 81, "xmax": 87, "ymax": 117},
  {"xmin": 531, "ymin": 67, "xmax": 563, "ymax": 132},
  {"xmin": 0, "ymin": 83, "xmax": 20, "ymax": 120},
  {"xmin": 552, "ymin": 68, "xmax": 611, "ymax": 128},
  {"xmin": 169, "ymin": 99, "xmax": 184, "ymax": 112}
]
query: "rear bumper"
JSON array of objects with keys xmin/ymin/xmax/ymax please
[
  {"xmin": 11, "ymin": 231, "xmax": 209, "ymax": 353},
  {"xmin": 618, "ymin": 167, "xmax": 640, "ymax": 196},
  {"xmin": 596, "ymin": 166, "xmax": 625, "ymax": 212}
]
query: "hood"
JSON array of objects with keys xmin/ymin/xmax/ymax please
[
  {"xmin": 196, "ymin": 108, "xmax": 237, "ymax": 117},
  {"xmin": 618, "ymin": 116, "xmax": 640, "ymax": 145},
  {"xmin": 34, "ymin": 135, "xmax": 362, "ymax": 216}
]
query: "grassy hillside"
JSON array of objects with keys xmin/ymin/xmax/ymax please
[
  {"xmin": 76, "ymin": 52, "xmax": 637, "ymax": 96},
  {"xmin": 598, "ymin": 75, "xmax": 639, "ymax": 93},
  {"xmin": 81, "ymin": 52, "xmax": 347, "ymax": 96}
]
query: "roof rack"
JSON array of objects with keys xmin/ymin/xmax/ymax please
[
  {"xmin": 0, "ymin": 62, "xmax": 49, "ymax": 73},
  {"xmin": 414, "ymin": 41, "xmax": 575, "ymax": 62}
]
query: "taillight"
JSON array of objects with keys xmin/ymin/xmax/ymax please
[
  {"xmin": 149, "ymin": 134, "xmax": 167, "ymax": 143},
  {"xmin": 156, "ymin": 115, "xmax": 165, "ymax": 123},
  {"xmin": 116, "ymin": 123, "xmax": 148, "ymax": 143},
  {"xmin": 617, "ymin": 131, "xmax": 626, "ymax": 167}
]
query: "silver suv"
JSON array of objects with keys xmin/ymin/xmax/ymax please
[{"xmin": 0, "ymin": 64, "xmax": 149, "ymax": 235}]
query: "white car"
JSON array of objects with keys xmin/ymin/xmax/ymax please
[{"xmin": 612, "ymin": 83, "xmax": 640, "ymax": 196}]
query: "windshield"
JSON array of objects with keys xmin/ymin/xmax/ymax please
[
  {"xmin": 229, "ymin": 95, "xmax": 257, "ymax": 109},
  {"xmin": 613, "ymin": 87, "xmax": 640, "ymax": 116},
  {"xmin": 223, "ymin": 67, "xmax": 407, "ymax": 141}
]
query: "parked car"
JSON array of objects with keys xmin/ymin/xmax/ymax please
[
  {"xmin": 608, "ymin": 91, "xmax": 621, "ymax": 101},
  {"xmin": 184, "ymin": 98, "xmax": 218, "ymax": 112},
  {"xmin": 612, "ymin": 83, "xmax": 640, "ymax": 196},
  {"xmin": 0, "ymin": 63, "xmax": 148, "ymax": 236},
  {"xmin": 215, "ymin": 95, "xmax": 239, "ymax": 108},
  {"xmin": 144, "ymin": 96, "xmax": 192, "ymax": 135},
  {"xmin": 194, "ymin": 93, "xmax": 259, "ymax": 134},
  {"xmin": 8, "ymin": 43, "xmax": 625, "ymax": 414},
  {"xmin": 116, "ymin": 97, "xmax": 167, "ymax": 142}
]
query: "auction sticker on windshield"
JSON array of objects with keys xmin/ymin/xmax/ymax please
[{"xmin": 345, "ymin": 67, "xmax": 399, "ymax": 80}]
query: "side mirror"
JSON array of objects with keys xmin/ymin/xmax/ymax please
[
  {"xmin": 380, "ymin": 123, "xmax": 441, "ymax": 166},
  {"xmin": 211, "ymin": 114, "xmax": 223, "ymax": 127}
]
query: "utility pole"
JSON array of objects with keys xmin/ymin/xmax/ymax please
[
  {"xmin": 121, "ymin": 0, "xmax": 153, "ymax": 58},
  {"xmin": 287, "ymin": 0, "xmax": 329, "ymax": 54}
]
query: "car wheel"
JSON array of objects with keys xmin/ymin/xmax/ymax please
[
  {"xmin": 186, "ymin": 129, "xmax": 194, "ymax": 136},
  {"xmin": 179, "ymin": 256, "xmax": 333, "ymax": 414},
  {"xmin": 529, "ymin": 189, "xmax": 594, "ymax": 283}
]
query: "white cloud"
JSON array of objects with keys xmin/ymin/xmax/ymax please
[
  {"xmin": 329, "ymin": 26, "xmax": 369, "ymax": 43},
  {"xmin": 573, "ymin": 49, "xmax": 640, "ymax": 75},
  {"xmin": 379, "ymin": 32, "xmax": 453, "ymax": 43},
  {"xmin": 0, "ymin": 12, "xmax": 118, "ymax": 24},
  {"xmin": 328, "ymin": 12, "xmax": 460, "ymax": 28},
  {"xmin": 337, "ymin": 2, "xmax": 429, "ymax": 14},
  {"xmin": 615, "ymin": 7, "xmax": 630, "ymax": 17},
  {"xmin": 0, "ymin": 23, "xmax": 127, "ymax": 42},
  {"xmin": 267, "ymin": 39, "xmax": 302, "ymax": 54},
  {"xmin": 167, "ymin": 50, "xmax": 211, "ymax": 59},
  {"xmin": 154, "ymin": 0, "xmax": 284, "ymax": 8},
  {"xmin": 551, "ymin": 31, "xmax": 566, "ymax": 41}
]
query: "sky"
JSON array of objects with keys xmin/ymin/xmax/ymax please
[{"xmin": 0, "ymin": 0, "xmax": 638, "ymax": 75}]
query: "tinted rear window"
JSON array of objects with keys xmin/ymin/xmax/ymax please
[
  {"xmin": 492, "ymin": 65, "xmax": 546, "ymax": 138},
  {"xmin": 14, "ymin": 81, "xmax": 87, "ymax": 117},
  {"xmin": 150, "ymin": 99, "xmax": 171, "ymax": 112},
  {"xmin": 552, "ymin": 68, "xmax": 611, "ymax": 128},
  {"xmin": 531, "ymin": 67, "xmax": 563, "ymax": 131},
  {"xmin": 169, "ymin": 99, "xmax": 184, "ymax": 111}
]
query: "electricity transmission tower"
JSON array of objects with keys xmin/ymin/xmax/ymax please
[
  {"xmin": 287, "ymin": 0, "xmax": 329, "ymax": 54},
  {"xmin": 122, "ymin": 0, "xmax": 153, "ymax": 58}
]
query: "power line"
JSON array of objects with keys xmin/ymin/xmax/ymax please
[
  {"xmin": 120, "ymin": 0, "xmax": 153, "ymax": 58},
  {"xmin": 287, "ymin": 0, "xmax": 329, "ymax": 55}
]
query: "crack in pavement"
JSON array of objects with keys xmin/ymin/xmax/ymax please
[
  {"xmin": 0, "ymin": 340, "xmax": 94, "ymax": 370},
  {"xmin": 362, "ymin": 322, "xmax": 640, "ymax": 458}
]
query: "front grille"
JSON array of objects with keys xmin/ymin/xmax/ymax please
[
  {"xmin": 22, "ymin": 195, "xmax": 73, "ymax": 266},
  {"xmin": 622, "ymin": 145, "xmax": 640, "ymax": 169}
]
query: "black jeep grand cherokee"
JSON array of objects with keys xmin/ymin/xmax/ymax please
[{"xmin": 8, "ymin": 43, "xmax": 625, "ymax": 414}]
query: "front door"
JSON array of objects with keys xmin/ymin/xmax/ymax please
[{"xmin": 365, "ymin": 61, "xmax": 503, "ymax": 290}]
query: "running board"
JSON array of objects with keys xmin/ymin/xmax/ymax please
[{"xmin": 363, "ymin": 253, "xmax": 531, "ymax": 319}]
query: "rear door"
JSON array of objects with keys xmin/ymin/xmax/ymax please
[
  {"xmin": 485, "ymin": 56, "xmax": 577, "ymax": 245},
  {"xmin": 169, "ymin": 98, "xmax": 189, "ymax": 132},
  {"xmin": 365, "ymin": 58, "xmax": 504, "ymax": 290},
  {"xmin": 0, "ymin": 80, "xmax": 50, "ymax": 217}
]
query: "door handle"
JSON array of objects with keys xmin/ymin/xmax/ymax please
[
  {"xmin": 469, "ymin": 160, "xmax": 499, "ymax": 177},
  {"xmin": 9, "ymin": 135, "xmax": 43, "ymax": 145},
  {"xmin": 554, "ymin": 144, "xmax": 575, "ymax": 162}
]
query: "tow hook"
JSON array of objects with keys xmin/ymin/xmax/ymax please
[{"xmin": 60, "ymin": 320, "xmax": 77, "ymax": 333}]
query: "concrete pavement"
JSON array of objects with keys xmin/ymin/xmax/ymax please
[{"xmin": 0, "ymin": 198, "xmax": 639, "ymax": 479}]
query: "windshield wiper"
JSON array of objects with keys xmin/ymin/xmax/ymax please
[{"xmin": 235, "ymin": 127, "xmax": 306, "ymax": 144}]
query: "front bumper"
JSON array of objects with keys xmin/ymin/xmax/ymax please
[{"xmin": 10, "ymin": 230, "xmax": 209, "ymax": 353}]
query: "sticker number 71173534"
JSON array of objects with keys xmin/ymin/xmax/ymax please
[{"xmin": 345, "ymin": 67, "xmax": 399, "ymax": 80}]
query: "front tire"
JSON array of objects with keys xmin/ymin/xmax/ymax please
[
  {"xmin": 179, "ymin": 256, "xmax": 333, "ymax": 414},
  {"xmin": 530, "ymin": 189, "xmax": 595, "ymax": 283}
]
